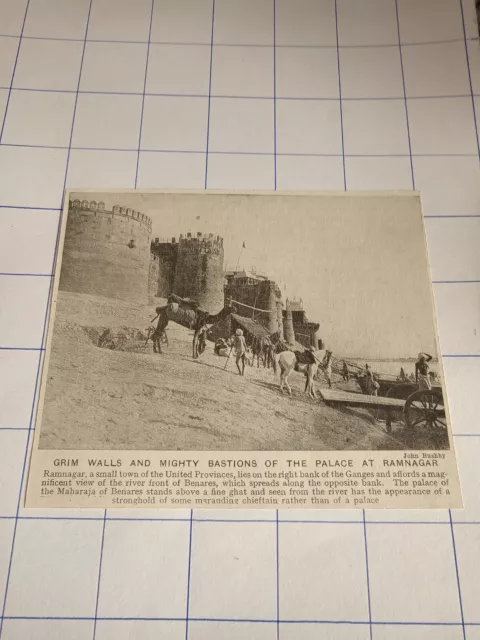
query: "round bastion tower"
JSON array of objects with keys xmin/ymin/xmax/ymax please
[
  {"xmin": 59, "ymin": 200, "xmax": 152, "ymax": 304},
  {"xmin": 173, "ymin": 232, "xmax": 224, "ymax": 313}
]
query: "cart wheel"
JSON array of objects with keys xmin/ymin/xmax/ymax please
[{"xmin": 404, "ymin": 389, "xmax": 446, "ymax": 431}]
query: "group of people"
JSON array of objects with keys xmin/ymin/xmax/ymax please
[
  {"xmin": 149, "ymin": 305, "xmax": 437, "ymax": 397},
  {"xmin": 397, "ymin": 353, "xmax": 436, "ymax": 390},
  {"xmin": 398, "ymin": 368, "xmax": 417, "ymax": 383},
  {"xmin": 216, "ymin": 330, "xmax": 335, "ymax": 389},
  {"xmin": 340, "ymin": 360, "xmax": 379, "ymax": 396},
  {"xmin": 356, "ymin": 353, "xmax": 436, "ymax": 397},
  {"xmin": 218, "ymin": 329, "xmax": 278, "ymax": 377}
]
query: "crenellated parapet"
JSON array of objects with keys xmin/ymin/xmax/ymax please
[
  {"xmin": 152, "ymin": 236, "xmax": 178, "ymax": 246},
  {"xmin": 173, "ymin": 231, "xmax": 225, "ymax": 312},
  {"xmin": 178, "ymin": 232, "xmax": 224, "ymax": 255},
  {"xmin": 70, "ymin": 199, "xmax": 106, "ymax": 212},
  {"xmin": 69, "ymin": 199, "xmax": 152, "ymax": 231},
  {"xmin": 150, "ymin": 237, "xmax": 178, "ymax": 258},
  {"xmin": 61, "ymin": 198, "xmax": 152, "ymax": 304}
]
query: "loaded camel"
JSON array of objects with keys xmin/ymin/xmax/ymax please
[
  {"xmin": 149, "ymin": 294, "xmax": 236, "ymax": 359},
  {"xmin": 273, "ymin": 348, "xmax": 333, "ymax": 400}
]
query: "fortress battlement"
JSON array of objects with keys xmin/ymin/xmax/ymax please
[
  {"xmin": 286, "ymin": 297, "xmax": 304, "ymax": 310},
  {"xmin": 148, "ymin": 232, "xmax": 224, "ymax": 311},
  {"xmin": 151, "ymin": 238, "xmax": 178, "ymax": 259},
  {"xmin": 69, "ymin": 199, "xmax": 152, "ymax": 230},
  {"xmin": 152, "ymin": 237, "xmax": 177, "ymax": 245},
  {"xmin": 61, "ymin": 199, "xmax": 320, "ymax": 343},
  {"xmin": 62, "ymin": 199, "xmax": 152, "ymax": 304},
  {"xmin": 178, "ymin": 232, "xmax": 224, "ymax": 254},
  {"xmin": 226, "ymin": 278, "xmax": 279, "ymax": 292}
]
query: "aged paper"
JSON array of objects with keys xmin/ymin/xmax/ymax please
[{"xmin": 25, "ymin": 191, "xmax": 462, "ymax": 509}]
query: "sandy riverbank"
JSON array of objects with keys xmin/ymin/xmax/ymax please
[{"xmin": 37, "ymin": 292, "xmax": 429, "ymax": 451}]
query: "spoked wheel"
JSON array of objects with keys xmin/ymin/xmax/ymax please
[{"xmin": 404, "ymin": 389, "xmax": 446, "ymax": 431}]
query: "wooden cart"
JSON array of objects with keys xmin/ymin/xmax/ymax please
[
  {"xmin": 320, "ymin": 381, "xmax": 446, "ymax": 435},
  {"xmin": 380, "ymin": 379, "xmax": 446, "ymax": 433}
]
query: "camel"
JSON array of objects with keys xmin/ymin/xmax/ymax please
[
  {"xmin": 170, "ymin": 295, "xmax": 236, "ymax": 359},
  {"xmin": 273, "ymin": 349, "xmax": 332, "ymax": 399},
  {"xmin": 149, "ymin": 294, "xmax": 236, "ymax": 359}
]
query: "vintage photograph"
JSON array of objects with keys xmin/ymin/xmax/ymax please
[{"xmin": 34, "ymin": 191, "xmax": 451, "ymax": 454}]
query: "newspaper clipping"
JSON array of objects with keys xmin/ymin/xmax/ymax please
[{"xmin": 25, "ymin": 190, "xmax": 462, "ymax": 509}]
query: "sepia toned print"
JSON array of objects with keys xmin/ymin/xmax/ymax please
[{"xmin": 25, "ymin": 191, "xmax": 462, "ymax": 509}]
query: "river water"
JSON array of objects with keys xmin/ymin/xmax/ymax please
[{"xmin": 345, "ymin": 358, "xmax": 440, "ymax": 379}]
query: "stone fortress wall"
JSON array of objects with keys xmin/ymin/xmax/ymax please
[
  {"xmin": 150, "ymin": 232, "xmax": 225, "ymax": 314},
  {"xmin": 60, "ymin": 199, "xmax": 152, "ymax": 304},
  {"xmin": 174, "ymin": 232, "xmax": 224, "ymax": 314},
  {"xmin": 60, "ymin": 201, "xmax": 225, "ymax": 314},
  {"xmin": 60, "ymin": 200, "xmax": 321, "ymax": 346}
]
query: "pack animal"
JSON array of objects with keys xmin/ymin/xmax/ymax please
[
  {"xmin": 251, "ymin": 336, "xmax": 274, "ymax": 368},
  {"xmin": 148, "ymin": 306, "xmax": 170, "ymax": 353},
  {"xmin": 149, "ymin": 295, "xmax": 236, "ymax": 359},
  {"xmin": 273, "ymin": 349, "xmax": 332, "ymax": 399}
]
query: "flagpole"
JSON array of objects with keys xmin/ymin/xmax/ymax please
[{"xmin": 234, "ymin": 242, "xmax": 245, "ymax": 275}]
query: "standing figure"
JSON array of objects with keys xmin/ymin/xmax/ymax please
[
  {"xmin": 197, "ymin": 326, "xmax": 207, "ymax": 355},
  {"xmin": 322, "ymin": 351, "xmax": 333, "ymax": 389},
  {"xmin": 303, "ymin": 346, "xmax": 320, "ymax": 399},
  {"xmin": 233, "ymin": 328, "xmax": 247, "ymax": 376},
  {"xmin": 416, "ymin": 352, "xmax": 433, "ymax": 390},
  {"xmin": 342, "ymin": 361, "xmax": 349, "ymax": 382},
  {"xmin": 364, "ymin": 364, "xmax": 375, "ymax": 395}
]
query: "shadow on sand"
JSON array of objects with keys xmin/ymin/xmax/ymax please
[
  {"xmin": 188, "ymin": 358, "xmax": 242, "ymax": 376},
  {"xmin": 252, "ymin": 380, "xmax": 282, "ymax": 394}
]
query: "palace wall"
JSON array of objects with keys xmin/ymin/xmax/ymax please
[
  {"xmin": 173, "ymin": 232, "xmax": 225, "ymax": 313},
  {"xmin": 60, "ymin": 200, "xmax": 152, "ymax": 304},
  {"xmin": 61, "ymin": 200, "xmax": 321, "ymax": 339},
  {"xmin": 150, "ymin": 238, "xmax": 178, "ymax": 300},
  {"xmin": 224, "ymin": 279, "xmax": 280, "ymax": 334}
]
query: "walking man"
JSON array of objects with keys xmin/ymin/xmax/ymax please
[{"xmin": 233, "ymin": 328, "xmax": 247, "ymax": 376}]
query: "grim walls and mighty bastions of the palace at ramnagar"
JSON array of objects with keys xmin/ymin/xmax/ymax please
[{"xmin": 60, "ymin": 199, "xmax": 321, "ymax": 348}]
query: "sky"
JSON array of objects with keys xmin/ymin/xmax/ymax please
[{"xmin": 70, "ymin": 191, "xmax": 438, "ymax": 360}]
